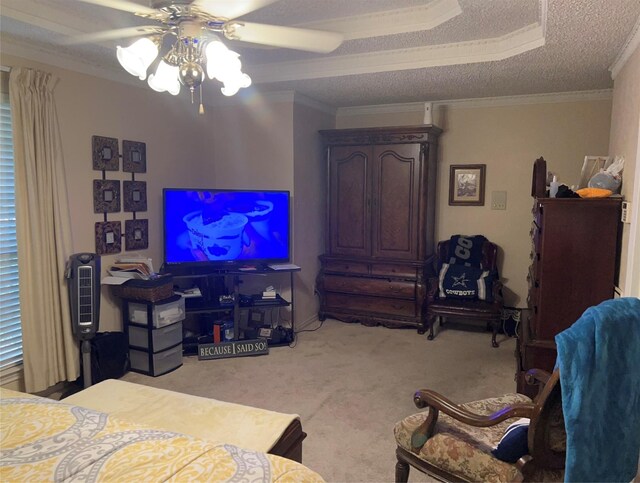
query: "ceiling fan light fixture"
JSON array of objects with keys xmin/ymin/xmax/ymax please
[
  {"xmin": 205, "ymin": 46, "xmax": 242, "ymax": 80},
  {"xmin": 116, "ymin": 37, "xmax": 160, "ymax": 80},
  {"xmin": 220, "ymin": 72, "xmax": 252, "ymax": 97},
  {"xmin": 148, "ymin": 60, "xmax": 181, "ymax": 95},
  {"xmin": 178, "ymin": 61, "xmax": 205, "ymax": 90}
]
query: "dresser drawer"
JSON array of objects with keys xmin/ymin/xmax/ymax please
[
  {"xmin": 370, "ymin": 264, "xmax": 417, "ymax": 278},
  {"xmin": 325, "ymin": 292, "xmax": 416, "ymax": 317},
  {"xmin": 323, "ymin": 260, "xmax": 369, "ymax": 274},
  {"xmin": 323, "ymin": 274, "xmax": 415, "ymax": 299}
]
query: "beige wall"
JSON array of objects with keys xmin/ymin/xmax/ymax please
[
  {"xmin": 204, "ymin": 97, "xmax": 295, "ymax": 323},
  {"xmin": 609, "ymin": 44, "xmax": 640, "ymax": 296},
  {"xmin": 206, "ymin": 97, "xmax": 294, "ymax": 189},
  {"xmin": 205, "ymin": 96, "xmax": 335, "ymax": 326},
  {"xmin": 2, "ymin": 54, "xmax": 211, "ymax": 333},
  {"xmin": 337, "ymin": 99, "xmax": 613, "ymax": 306},
  {"xmin": 293, "ymin": 101, "xmax": 335, "ymax": 326}
]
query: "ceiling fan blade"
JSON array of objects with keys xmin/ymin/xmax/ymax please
[
  {"xmin": 226, "ymin": 22, "xmax": 343, "ymax": 53},
  {"xmin": 60, "ymin": 26, "xmax": 166, "ymax": 45},
  {"xmin": 75, "ymin": 0, "xmax": 156, "ymax": 15},
  {"xmin": 194, "ymin": 0, "xmax": 279, "ymax": 20}
]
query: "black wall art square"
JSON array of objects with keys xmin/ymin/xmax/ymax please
[
  {"xmin": 92, "ymin": 135, "xmax": 119, "ymax": 171},
  {"xmin": 125, "ymin": 219, "xmax": 149, "ymax": 251},
  {"xmin": 123, "ymin": 180, "xmax": 147, "ymax": 212},
  {"xmin": 93, "ymin": 179, "xmax": 121, "ymax": 213},
  {"xmin": 95, "ymin": 221, "xmax": 122, "ymax": 255},
  {"xmin": 123, "ymin": 140, "xmax": 147, "ymax": 173}
]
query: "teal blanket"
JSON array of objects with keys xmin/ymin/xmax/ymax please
[{"xmin": 555, "ymin": 297, "xmax": 640, "ymax": 482}]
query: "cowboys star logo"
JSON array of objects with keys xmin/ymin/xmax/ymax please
[{"xmin": 452, "ymin": 273, "xmax": 469, "ymax": 288}]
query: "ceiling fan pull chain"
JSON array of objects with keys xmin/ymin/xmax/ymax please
[{"xmin": 199, "ymin": 84, "xmax": 205, "ymax": 115}]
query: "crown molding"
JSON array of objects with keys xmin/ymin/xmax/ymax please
[
  {"xmin": 297, "ymin": 0, "xmax": 462, "ymax": 41},
  {"xmin": 293, "ymin": 92, "xmax": 337, "ymax": 116},
  {"xmin": 336, "ymin": 89, "xmax": 614, "ymax": 117},
  {"xmin": 1, "ymin": 1, "xmax": 110, "ymax": 39},
  {"xmin": 203, "ymin": 89, "xmax": 335, "ymax": 115},
  {"xmin": 0, "ymin": 36, "xmax": 141, "ymax": 88},
  {"xmin": 249, "ymin": 23, "xmax": 545, "ymax": 83},
  {"xmin": 609, "ymin": 13, "xmax": 640, "ymax": 80}
]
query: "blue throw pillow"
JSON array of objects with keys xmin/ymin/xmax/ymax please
[
  {"xmin": 438, "ymin": 263, "xmax": 495, "ymax": 302},
  {"xmin": 492, "ymin": 418, "xmax": 530, "ymax": 463}
]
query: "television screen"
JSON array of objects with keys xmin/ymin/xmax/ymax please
[{"xmin": 164, "ymin": 189, "xmax": 290, "ymax": 266}]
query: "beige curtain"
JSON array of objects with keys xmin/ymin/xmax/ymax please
[{"xmin": 9, "ymin": 67, "xmax": 78, "ymax": 392}]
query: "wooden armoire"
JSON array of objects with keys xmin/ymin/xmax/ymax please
[
  {"xmin": 316, "ymin": 125, "xmax": 442, "ymax": 331},
  {"xmin": 517, "ymin": 197, "xmax": 622, "ymax": 395}
]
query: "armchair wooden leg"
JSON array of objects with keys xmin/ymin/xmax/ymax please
[
  {"xmin": 491, "ymin": 320, "xmax": 499, "ymax": 348},
  {"xmin": 395, "ymin": 455, "xmax": 410, "ymax": 482},
  {"xmin": 427, "ymin": 315, "xmax": 436, "ymax": 340}
]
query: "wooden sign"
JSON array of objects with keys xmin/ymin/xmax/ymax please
[{"xmin": 198, "ymin": 338, "xmax": 269, "ymax": 360}]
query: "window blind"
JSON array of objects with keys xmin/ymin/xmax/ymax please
[{"xmin": 0, "ymin": 69, "xmax": 22, "ymax": 370}]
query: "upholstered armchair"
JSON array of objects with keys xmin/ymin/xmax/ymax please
[
  {"xmin": 396, "ymin": 297, "xmax": 640, "ymax": 483},
  {"xmin": 426, "ymin": 238, "xmax": 504, "ymax": 347},
  {"xmin": 394, "ymin": 368, "xmax": 565, "ymax": 482}
]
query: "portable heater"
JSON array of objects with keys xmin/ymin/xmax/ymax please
[{"xmin": 66, "ymin": 253, "xmax": 101, "ymax": 388}]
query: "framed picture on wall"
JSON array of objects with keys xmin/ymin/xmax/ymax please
[{"xmin": 449, "ymin": 164, "xmax": 486, "ymax": 206}]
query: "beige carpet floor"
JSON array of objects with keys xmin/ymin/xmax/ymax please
[{"xmin": 121, "ymin": 319, "xmax": 518, "ymax": 482}]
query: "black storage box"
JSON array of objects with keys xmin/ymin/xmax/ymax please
[{"xmin": 87, "ymin": 331, "xmax": 130, "ymax": 383}]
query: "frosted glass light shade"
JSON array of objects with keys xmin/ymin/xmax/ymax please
[
  {"xmin": 148, "ymin": 61, "xmax": 181, "ymax": 95},
  {"xmin": 205, "ymin": 41, "xmax": 242, "ymax": 80},
  {"xmin": 117, "ymin": 38, "xmax": 159, "ymax": 80},
  {"xmin": 221, "ymin": 73, "xmax": 252, "ymax": 96}
]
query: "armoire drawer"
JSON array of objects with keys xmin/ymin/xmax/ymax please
[
  {"xmin": 323, "ymin": 274, "xmax": 415, "ymax": 299},
  {"xmin": 370, "ymin": 264, "xmax": 417, "ymax": 278},
  {"xmin": 323, "ymin": 260, "xmax": 369, "ymax": 274},
  {"xmin": 324, "ymin": 292, "xmax": 416, "ymax": 318}
]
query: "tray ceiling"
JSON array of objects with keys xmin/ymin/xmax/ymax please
[{"xmin": 1, "ymin": 0, "xmax": 639, "ymax": 108}]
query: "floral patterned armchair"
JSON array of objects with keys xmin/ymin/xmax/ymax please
[{"xmin": 394, "ymin": 369, "xmax": 565, "ymax": 482}]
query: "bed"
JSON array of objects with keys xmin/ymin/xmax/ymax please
[{"xmin": 0, "ymin": 388, "xmax": 323, "ymax": 482}]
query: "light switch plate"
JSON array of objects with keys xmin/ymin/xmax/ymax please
[{"xmin": 491, "ymin": 191, "xmax": 507, "ymax": 210}]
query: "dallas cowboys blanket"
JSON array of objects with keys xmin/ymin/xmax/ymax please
[
  {"xmin": 555, "ymin": 297, "xmax": 640, "ymax": 482},
  {"xmin": 446, "ymin": 234, "xmax": 487, "ymax": 267}
]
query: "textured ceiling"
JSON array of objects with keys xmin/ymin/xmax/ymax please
[{"xmin": 1, "ymin": 0, "xmax": 639, "ymax": 108}]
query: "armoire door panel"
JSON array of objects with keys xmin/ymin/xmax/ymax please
[
  {"xmin": 329, "ymin": 146, "xmax": 372, "ymax": 257},
  {"xmin": 371, "ymin": 144, "xmax": 421, "ymax": 260}
]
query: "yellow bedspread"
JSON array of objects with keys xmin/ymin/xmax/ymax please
[{"xmin": 0, "ymin": 388, "xmax": 323, "ymax": 482}]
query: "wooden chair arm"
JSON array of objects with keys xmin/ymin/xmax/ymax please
[
  {"xmin": 426, "ymin": 276, "xmax": 439, "ymax": 303},
  {"xmin": 525, "ymin": 368, "xmax": 553, "ymax": 400},
  {"xmin": 492, "ymin": 279, "xmax": 504, "ymax": 304},
  {"xmin": 525, "ymin": 368, "xmax": 551, "ymax": 385},
  {"xmin": 410, "ymin": 389, "xmax": 535, "ymax": 452}
]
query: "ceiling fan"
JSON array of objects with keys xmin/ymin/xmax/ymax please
[{"xmin": 68, "ymin": 0, "xmax": 344, "ymax": 102}]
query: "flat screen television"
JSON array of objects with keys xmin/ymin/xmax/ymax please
[{"xmin": 163, "ymin": 188, "xmax": 290, "ymax": 268}]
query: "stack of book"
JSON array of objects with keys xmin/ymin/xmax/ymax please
[{"xmin": 108, "ymin": 257, "xmax": 154, "ymax": 280}]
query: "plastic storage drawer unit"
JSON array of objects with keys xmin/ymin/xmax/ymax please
[
  {"xmin": 128, "ymin": 321, "xmax": 182, "ymax": 353},
  {"xmin": 128, "ymin": 295, "xmax": 185, "ymax": 328},
  {"xmin": 129, "ymin": 344, "xmax": 183, "ymax": 377}
]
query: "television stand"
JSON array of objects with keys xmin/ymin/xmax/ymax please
[{"xmin": 168, "ymin": 265, "xmax": 301, "ymax": 355}]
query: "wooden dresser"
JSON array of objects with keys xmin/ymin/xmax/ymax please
[
  {"xmin": 517, "ymin": 197, "xmax": 622, "ymax": 395},
  {"xmin": 316, "ymin": 125, "xmax": 441, "ymax": 331}
]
